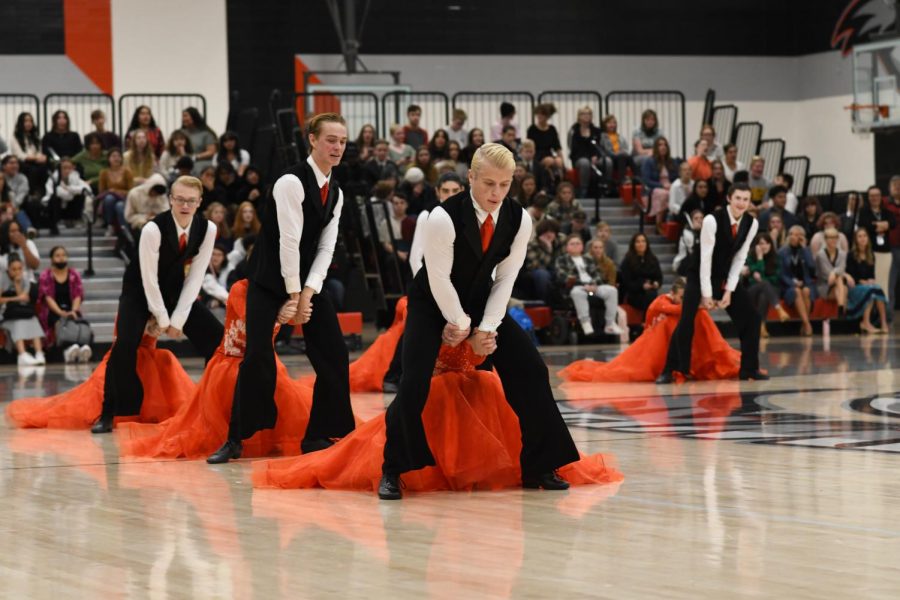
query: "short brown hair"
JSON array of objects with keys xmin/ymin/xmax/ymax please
[
  {"xmin": 452, "ymin": 108, "xmax": 467, "ymax": 121},
  {"xmin": 172, "ymin": 175, "xmax": 203, "ymax": 197},
  {"xmin": 90, "ymin": 109, "xmax": 105, "ymax": 121},
  {"xmin": 307, "ymin": 112, "xmax": 347, "ymax": 138},
  {"xmin": 534, "ymin": 103, "xmax": 556, "ymax": 117}
]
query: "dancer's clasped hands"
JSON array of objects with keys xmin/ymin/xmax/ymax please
[
  {"xmin": 442, "ymin": 322, "xmax": 470, "ymax": 347},
  {"xmin": 468, "ymin": 330, "xmax": 498, "ymax": 356}
]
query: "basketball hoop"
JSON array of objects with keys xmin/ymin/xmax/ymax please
[{"xmin": 845, "ymin": 103, "xmax": 891, "ymax": 119}]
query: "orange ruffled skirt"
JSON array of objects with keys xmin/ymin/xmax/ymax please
[
  {"xmin": 348, "ymin": 297, "xmax": 406, "ymax": 393},
  {"xmin": 117, "ymin": 353, "xmax": 313, "ymax": 460},
  {"xmin": 559, "ymin": 311, "xmax": 740, "ymax": 383},
  {"xmin": 5, "ymin": 346, "xmax": 194, "ymax": 429},
  {"xmin": 253, "ymin": 370, "xmax": 622, "ymax": 492}
]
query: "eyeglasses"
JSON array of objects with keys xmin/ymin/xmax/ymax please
[{"xmin": 170, "ymin": 196, "xmax": 200, "ymax": 207}]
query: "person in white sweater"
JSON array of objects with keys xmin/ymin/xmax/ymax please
[
  {"xmin": 38, "ymin": 158, "xmax": 92, "ymax": 235},
  {"xmin": 668, "ymin": 161, "xmax": 693, "ymax": 217}
]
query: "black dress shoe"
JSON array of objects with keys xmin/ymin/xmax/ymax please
[
  {"xmin": 90, "ymin": 415, "xmax": 114, "ymax": 434},
  {"xmin": 382, "ymin": 380, "xmax": 399, "ymax": 393},
  {"xmin": 301, "ymin": 438, "xmax": 335, "ymax": 454},
  {"xmin": 378, "ymin": 473, "xmax": 403, "ymax": 500},
  {"xmin": 655, "ymin": 371, "xmax": 675, "ymax": 384},
  {"xmin": 739, "ymin": 370, "xmax": 770, "ymax": 381},
  {"xmin": 522, "ymin": 471, "xmax": 570, "ymax": 490},
  {"xmin": 206, "ymin": 440, "xmax": 242, "ymax": 464}
]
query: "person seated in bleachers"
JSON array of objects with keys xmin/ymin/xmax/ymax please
[
  {"xmin": 599, "ymin": 114, "xmax": 636, "ymax": 185},
  {"xmin": 445, "ymin": 108, "xmax": 468, "ymax": 147},
  {"xmin": 125, "ymin": 105, "xmax": 165, "ymax": 158},
  {"xmin": 36, "ymin": 245, "xmax": 91, "ymax": 362},
  {"xmin": 673, "ymin": 209, "xmax": 703, "ymax": 276},
  {"xmin": 678, "ymin": 177, "xmax": 712, "ymax": 219},
  {"xmin": 213, "ymin": 162, "xmax": 241, "ymax": 208},
  {"xmin": 98, "ymin": 148, "xmax": 134, "ymax": 236},
  {"xmin": 459, "ymin": 128, "xmax": 485, "ymax": 170},
  {"xmin": 815, "ymin": 227, "xmax": 849, "ymax": 318},
  {"xmin": 516, "ymin": 173, "xmax": 539, "ymax": 208},
  {"xmin": 498, "ymin": 125, "xmax": 521, "ymax": 161},
  {"xmin": 205, "ymin": 201, "xmax": 233, "ymax": 252},
  {"xmin": 631, "ymin": 109, "xmax": 665, "ymax": 168},
  {"xmin": 181, "ymin": 107, "xmax": 218, "ymax": 173},
  {"xmin": 547, "ymin": 181, "xmax": 581, "ymax": 224},
  {"xmin": 767, "ymin": 213, "xmax": 787, "ymax": 249},
  {"xmin": 568, "ymin": 105, "xmax": 603, "ymax": 198},
  {"xmin": 72, "ymin": 133, "xmax": 108, "ymax": 190},
  {"xmin": 446, "ymin": 141, "xmax": 467, "ymax": 179},
  {"xmin": 841, "ymin": 192, "xmax": 861, "ymax": 239},
  {"xmin": 742, "ymin": 232, "xmax": 790, "ymax": 337},
  {"xmin": 519, "ymin": 218, "xmax": 563, "ymax": 302},
  {"xmin": 747, "ymin": 156, "xmax": 769, "ymax": 208},
  {"xmin": 518, "ymin": 139, "xmax": 542, "ymax": 186},
  {"xmin": 211, "ymin": 131, "xmax": 250, "ymax": 177},
  {"xmin": 158, "ymin": 129, "xmax": 193, "ymax": 181},
  {"xmin": 388, "ymin": 124, "xmax": 416, "ymax": 171},
  {"xmin": 0, "ymin": 218, "xmax": 40, "ymax": 284},
  {"xmin": 2, "ymin": 156, "xmax": 34, "ymax": 234},
  {"xmin": 562, "ymin": 209, "xmax": 592, "ymax": 245},
  {"xmin": 226, "ymin": 233, "xmax": 256, "ymax": 290},
  {"xmin": 687, "ymin": 139, "xmax": 712, "ymax": 181},
  {"xmin": 0, "ymin": 255, "xmax": 46, "ymax": 366},
  {"xmin": 707, "ymin": 159, "xmax": 731, "ymax": 212},
  {"xmin": 37, "ymin": 158, "xmax": 91, "ymax": 236},
  {"xmin": 594, "ymin": 222, "xmax": 620, "ymax": 264},
  {"xmin": 123, "ymin": 173, "xmax": 169, "ymax": 233},
  {"xmin": 86, "ymin": 109, "xmax": 121, "ymax": 151},
  {"xmin": 397, "ymin": 167, "xmax": 436, "ymax": 216},
  {"xmin": 201, "ymin": 244, "xmax": 231, "ymax": 310},
  {"xmin": 778, "ymin": 225, "xmax": 816, "ymax": 336},
  {"xmin": 428, "ymin": 129, "xmax": 450, "ymax": 160},
  {"xmin": 798, "ymin": 196, "xmax": 823, "ymax": 240},
  {"xmin": 809, "ymin": 212, "xmax": 849, "ymax": 255},
  {"xmin": 773, "ymin": 173, "xmax": 798, "ymax": 213},
  {"xmin": 527, "ymin": 192, "xmax": 553, "ymax": 237},
  {"xmin": 722, "ymin": 143, "xmax": 744, "ymax": 181},
  {"xmin": 413, "ymin": 145, "xmax": 438, "ymax": 185},
  {"xmin": 41, "ymin": 110, "xmax": 82, "ymax": 162},
  {"xmin": 555, "ymin": 234, "xmax": 623, "ymax": 336},
  {"xmin": 668, "ymin": 161, "xmax": 693, "ymax": 217},
  {"xmin": 227, "ymin": 200, "xmax": 260, "ymax": 264},
  {"xmin": 758, "ymin": 185, "xmax": 800, "ymax": 232},
  {"xmin": 847, "ymin": 228, "xmax": 889, "ymax": 333},
  {"xmin": 699, "ymin": 124, "xmax": 724, "ymax": 162},
  {"xmin": 527, "ymin": 103, "xmax": 564, "ymax": 170},
  {"xmin": 364, "ymin": 139, "xmax": 400, "ymax": 190},
  {"xmin": 355, "ymin": 124, "xmax": 377, "ymax": 162},
  {"xmin": 123, "ymin": 129, "xmax": 157, "ymax": 186},
  {"xmin": 618, "ymin": 232, "xmax": 662, "ymax": 316},
  {"xmin": 490, "ymin": 101, "xmax": 519, "ymax": 142},
  {"xmin": 402, "ymin": 104, "xmax": 429, "ymax": 149},
  {"xmin": 640, "ymin": 136, "xmax": 677, "ymax": 232},
  {"xmin": 588, "ymin": 238, "xmax": 617, "ymax": 285},
  {"xmin": 10, "ymin": 112, "xmax": 49, "ymax": 194}
]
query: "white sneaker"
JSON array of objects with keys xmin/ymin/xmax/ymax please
[
  {"xmin": 17, "ymin": 353, "xmax": 38, "ymax": 366},
  {"xmin": 78, "ymin": 344, "xmax": 93, "ymax": 363},
  {"xmin": 64, "ymin": 344, "xmax": 80, "ymax": 363},
  {"xmin": 604, "ymin": 323, "xmax": 624, "ymax": 335},
  {"xmin": 33, "ymin": 351, "xmax": 46, "ymax": 365},
  {"xmin": 580, "ymin": 320, "xmax": 595, "ymax": 336}
]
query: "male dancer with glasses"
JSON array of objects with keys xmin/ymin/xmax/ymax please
[{"xmin": 91, "ymin": 176, "xmax": 224, "ymax": 433}]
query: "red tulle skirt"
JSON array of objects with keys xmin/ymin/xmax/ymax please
[
  {"xmin": 348, "ymin": 297, "xmax": 406, "ymax": 393},
  {"xmin": 117, "ymin": 352, "xmax": 313, "ymax": 460},
  {"xmin": 253, "ymin": 370, "xmax": 622, "ymax": 493},
  {"xmin": 5, "ymin": 347, "xmax": 194, "ymax": 429},
  {"xmin": 559, "ymin": 311, "xmax": 740, "ymax": 383}
]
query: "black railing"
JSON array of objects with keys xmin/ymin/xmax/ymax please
[
  {"xmin": 451, "ymin": 91, "xmax": 536, "ymax": 143},
  {"xmin": 711, "ymin": 104, "xmax": 738, "ymax": 145},
  {"xmin": 701, "ymin": 89, "xmax": 716, "ymax": 127},
  {"xmin": 381, "ymin": 91, "xmax": 450, "ymax": 140},
  {"xmin": 44, "ymin": 93, "xmax": 115, "ymax": 137},
  {"xmin": 733, "ymin": 122, "xmax": 763, "ymax": 168},
  {"xmin": 118, "ymin": 93, "xmax": 207, "ymax": 143},
  {"xmin": 294, "ymin": 91, "xmax": 381, "ymax": 144},
  {"xmin": 758, "ymin": 138, "xmax": 785, "ymax": 182},
  {"xmin": 806, "ymin": 174, "xmax": 837, "ymax": 204},
  {"xmin": 781, "ymin": 156, "xmax": 811, "ymax": 198},
  {"xmin": 0, "ymin": 93, "xmax": 40, "ymax": 138},
  {"xmin": 605, "ymin": 90, "xmax": 687, "ymax": 159},
  {"xmin": 537, "ymin": 90, "xmax": 602, "ymax": 163}
]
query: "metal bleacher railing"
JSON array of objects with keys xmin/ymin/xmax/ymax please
[
  {"xmin": 382, "ymin": 91, "xmax": 450, "ymax": 140},
  {"xmin": 605, "ymin": 90, "xmax": 687, "ymax": 160},
  {"xmin": 43, "ymin": 93, "xmax": 115, "ymax": 140},
  {"xmin": 0, "ymin": 94, "xmax": 40, "ymax": 139},
  {"xmin": 118, "ymin": 93, "xmax": 207, "ymax": 142}
]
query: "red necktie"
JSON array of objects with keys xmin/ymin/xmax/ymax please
[
  {"xmin": 731, "ymin": 223, "xmax": 737, "ymax": 238},
  {"xmin": 320, "ymin": 181, "xmax": 329, "ymax": 206},
  {"xmin": 481, "ymin": 214, "xmax": 494, "ymax": 253},
  {"xmin": 179, "ymin": 232, "xmax": 187, "ymax": 253}
]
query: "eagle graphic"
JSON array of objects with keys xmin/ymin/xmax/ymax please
[{"xmin": 832, "ymin": 0, "xmax": 897, "ymax": 55}]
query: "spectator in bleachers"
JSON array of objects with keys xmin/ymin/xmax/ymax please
[
  {"xmin": 459, "ymin": 127, "xmax": 484, "ymax": 169},
  {"xmin": 490, "ymin": 101, "xmax": 519, "ymax": 142},
  {"xmin": 743, "ymin": 232, "xmax": 789, "ymax": 337},
  {"xmin": 768, "ymin": 213, "xmax": 787, "ymax": 249},
  {"xmin": 376, "ymin": 191, "xmax": 415, "ymax": 269},
  {"xmin": 527, "ymin": 192, "xmax": 553, "ymax": 236},
  {"xmin": 201, "ymin": 244, "xmax": 231, "ymax": 309},
  {"xmin": 388, "ymin": 124, "xmax": 415, "ymax": 171},
  {"xmin": 722, "ymin": 143, "xmax": 744, "ymax": 181},
  {"xmin": 123, "ymin": 173, "xmax": 168, "ymax": 232},
  {"xmin": 678, "ymin": 178, "xmax": 711, "ymax": 219},
  {"xmin": 181, "ymin": 107, "xmax": 218, "ymax": 173},
  {"xmin": 199, "ymin": 165, "xmax": 223, "ymax": 210},
  {"xmin": 594, "ymin": 221, "xmax": 619, "ymax": 263},
  {"xmin": 205, "ymin": 201, "xmax": 233, "ymax": 251},
  {"xmin": 847, "ymin": 227, "xmax": 889, "ymax": 333},
  {"xmin": 227, "ymin": 201, "xmax": 261, "ymax": 267},
  {"xmin": 355, "ymin": 123, "xmax": 377, "ymax": 162},
  {"xmin": 36, "ymin": 245, "xmax": 89, "ymax": 361},
  {"xmin": 445, "ymin": 108, "xmax": 468, "ymax": 146},
  {"xmin": 11, "ymin": 112, "xmax": 49, "ymax": 193},
  {"xmin": 841, "ymin": 192, "xmax": 861, "ymax": 239},
  {"xmin": 588, "ymin": 238, "xmax": 617, "ymax": 285},
  {"xmin": 214, "ymin": 162, "xmax": 241, "ymax": 208},
  {"xmin": 640, "ymin": 136, "xmax": 676, "ymax": 232},
  {"xmin": 631, "ymin": 109, "xmax": 664, "ymax": 168},
  {"xmin": 518, "ymin": 139, "xmax": 540, "ymax": 180},
  {"xmin": 2, "ymin": 156, "xmax": 30, "ymax": 218},
  {"xmin": 37, "ymin": 158, "xmax": 91, "ymax": 236},
  {"xmin": 707, "ymin": 159, "xmax": 731, "ymax": 212},
  {"xmin": 562, "ymin": 210, "xmax": 592, "ymax": 245},
  {"xmin": 759, "ymin": 185, "xmax": 800, "ymax": 232},
  {"xmin": 447, "ymin": 141, "xmax": 467, "ymax": 179},
  {"xmin": 673, "ymin": 209, "xmax": 703, "ymax": 276},
  {"xmin": 555, "ymin": 234, "xmax": 623, "ymax": 336},
  {"xmin": 403, "ymin": 105, "xmax": 429, "ymax": 149},
  {"xmin": 779, "ymin": 225, "xmax": 816, "ymax": 336},
  {"xmin": 72, "ymin": 133, "xmax": 108, "ymax": 189},
  {"xmin": 568, "ymin": 106, "xmax": 603, "ymax": 198},
  {"xmin": 158, "ymin": 130, "xmax": 193, "ymax": 180},
  {"xmin": 498, "ymin": 125, "xmax": 521, "ymax": 161},
  {"xmin": 857, "ymin": 185, "xmax": 895, "ymax": 302},
  {"xmin": 798, "ymin": 196, "xmax": 823, "ymax": 240},
  {"xmin": 365, "ymin": 139, "xmax": 400, "ymax": 188},
  {"xmin": 428, "ymin": 129, "xmax": 450, "ymax": 160},
  {"xmin": 547, "ymin": 181, "xmax": 581, "ymax": 224},
  {"xmin": 413, "ymin": 146, "xmax": 438, "ymax": 185},
  {"xmin": 773, "ymin": 173, "xmax": 798, "ymax": 213},
  {"xmin": 747, "ymin": 156, "xmax": 769, "ymax": 207},
  {"xmin": 41, "ymin": 110, "xmax": 83, "ymax": 161},
  {"xmin": 398, "ymin": 167, "xmax": 436, "ymax": 216},
  {"xmin": 212, "ymin": 132, "xmax": 250, "ymax": 177},
  {"xmin": 527, "ymin": 103, "xmax": 563, "ymax": 169},
  {"xmin": 0, "ymin": 219, "xmax": 40, "ymax": 284},
  {"xmin": 123, "ymin": 129, "xmax": 157, "ymax": 185},
  {"xmin": 815, "ymin": 227, "xmax": 849, "ymax": 317},
  {"xmin": 600, "ymin": 114, "xmax": 636, "ymax": 185},
  {"xmin": 619, "ymin": 232, "xmax": 662, "ymax": 315},
  {"xmin": 237, "ymin": 166, "xmax": 264, "ymax": 205},
  {"xmin": 885, "ymin": 175, "xmax": 900, "ymax": 319},
  {"xmin": 687, "ymin": 139, "xmax": 712, "ymax": 181},
  {"xmin": 516, "ymin": 173, "xmax": 538, "ymax": 207},
  {"xmin": 98, "ymin": 148, "xmax": 134, "ymax": 236},
  {"xmin": 668, "ymin": 161, "xmax": 693, "ymax": 217},
  {"xmin": 809, "ymin": 212, "xmax": 848, "ymax": 255},
  {"xmin": 700, "ymin": 124, "xmax": 724, "ymax": 162},
  {"xmin": 0, "ymin": 255, "xmax": 45, "ymax": 366},
  {"xmin": 87, "ymin": 109, "xmax": 121, "ymax": 151},
  {"xmin": 226, "ymin": 233, "xmax": 255, "ymax": 289},
  {"xmin": 125, "ymin": 105, "xmax": 165, "ymax": 158},
  {"xmin": 520, "ymin": 218, "xmax": 562, "ymax": 302},
  {"xmin": 510, "ymin": 162, "xmax": 527, "ymax": 199}
]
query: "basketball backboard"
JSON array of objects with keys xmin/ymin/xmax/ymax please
[{"xmin": 851, "ymin": 37, "xmax": 900, "ymax": 131}]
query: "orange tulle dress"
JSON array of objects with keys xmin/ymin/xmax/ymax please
[
  {"xmin": 116, "ymin": 279, "xmax": 313, "ymax": 460},
  {"xmin": 558, "ymin": 294, "xmax": 741, "ymax": 383},
  {"xmin": 253, "ymin": 342, "xmax": 623, "ymax": 493},
  {"xmin": 348, "ymin": 297, "xmax": 406, "ymax": 392},
  {"xmin": 5, "ymin": 336, "xmax": 195, "ymax": 429}
]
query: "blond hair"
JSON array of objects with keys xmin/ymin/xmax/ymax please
[
  {"xmin": 470, "ymin": 142, "xmax": 515, "ymax": 174},
  {"xmin": 171, "ymin": 175, "xmax": 203, "ymax": 197}
]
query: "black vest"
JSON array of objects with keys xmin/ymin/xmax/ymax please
[
  {"xmin": 686, "ymin": 208, "xmax": 754, "ymax": 285},
  {"xmin": 121, "ymin": 211, "xmax": 208, "ymax": 310},
  {"xmin": 249, "ymin": 160, "xmax": 340, "ymax": 296},
  {"xmin": 413, "ymin": 192, "xmax": 523, "ymax": 325}
]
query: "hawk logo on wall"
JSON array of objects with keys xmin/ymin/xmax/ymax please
[{"xmin": 832, "ymin": 0, "xmax": 898, "ymax": 55}]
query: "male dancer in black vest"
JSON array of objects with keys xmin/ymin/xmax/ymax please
[
  {"xmin": 656, "ymin": 182, "xmax": 768, "ymax": 384},
  {"xmin": 378, "ymin": 143, "xmax": 580, "ymax": 500},
  {"xmin": 207, "ymin": 112, "xmax": 355, "ymax": 463},
  {"xmin": 92, "ymin": 176, "xmax": 223, "ymax": 433}
]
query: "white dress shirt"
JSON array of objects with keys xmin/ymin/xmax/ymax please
[
  {"xmin": 699, "ymin": 209, "xmax": 758, "ymax": 299},
  {"xmin": 409, "ymin": 208, "xmax": 431, "ymax": 276},
  {"xmin": 424, "ymin": 194, "xmax": 532, "ymax": 332},
  {"xmin": 272, "ymin": 155, "xmax": 344, "ymax": 294},
  {"xmin": 139, "ymin": 213, "xmax": 216, "ymax": 330}
]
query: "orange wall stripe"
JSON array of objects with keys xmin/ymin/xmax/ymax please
[
  {"xmin": 294, "ymin": 56, "xmax": 341, "ymax": 126},
  {"xmin": 64, "ymin": 0, "xmax": 113, "ymax": 95}
]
